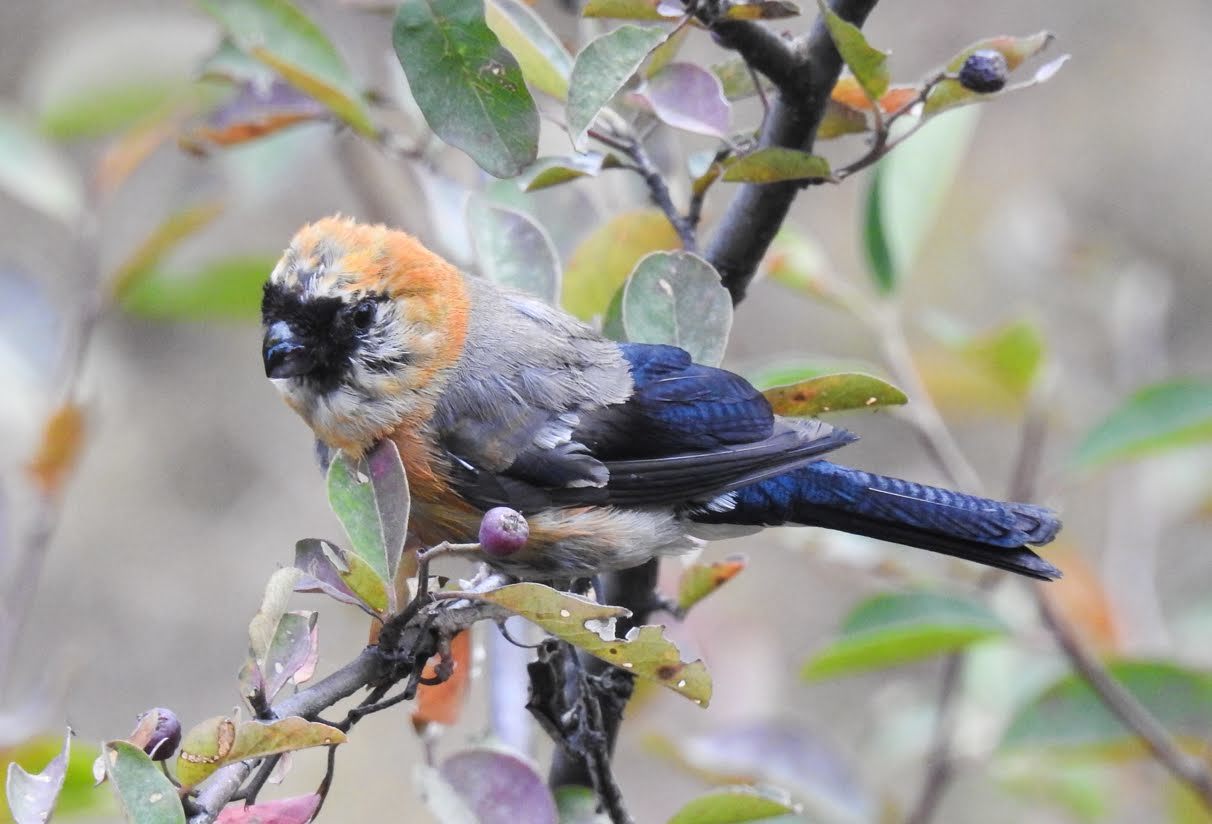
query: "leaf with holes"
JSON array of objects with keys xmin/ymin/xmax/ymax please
[
  {"xmin": 567, "ymin": 25, "xmax": 668, "ymax": 151},
  {"xmin": 677, "ymin": 556, "xmax": 747, "ymax": 612},
  {"xmin": 176, "ymin": 716, "xmax": 345, "ymax": 790},
  {"xmin": 803, "ymin": 591, "xmax": 1007, "ymax": 680},
  {"xmin": 1002, "ymin": 661, "xmax": 1212, "ymax": 757},
  {"xmin": 1073, "ymin": 379, "xmax": 1212, "ymax": 469},
  {"xmin": 722, "ymin": 148, "xmax": 831, "ymax": 183},
  {"xmin": 581, "ymin": 0, "xmax": 673, "ymax": 20},
  {"xmin": 562, "ymin": 208, "xmax": 680, "ymax": 321},
  {"xmin": 621, "ymin": 251, "xmax": 732, "ymax": 367},
  {"xmin": 198, "ymin": 0, "xmax": 374, "ymax": 135},
  {"xmin": 468, "ymin": 199, "xmax": 561, "ymax": 303},
  {"xmin": 476, "ymin": 583, "xmax": 712, "ymax": 705},
  {"xmin": 486, "ymin": 0, "xmax": 574, "ymax": 100},
  {"xmin": 631, "ymin": 63, "xmax": 730, "ymax": 138},
  {"xmin": 394, "ymin": 0, "xmax": 539, "ymax": 178},
  {"xmin": 816, "ymin": 0, "xmax": 887, "ymax": 101},
  {"xmin": 326, "ymin": 439, "xmax": 409, "ymax": 603},
  {"xmin": 763, "ymin": 373, "xmax": 907, "ymax": 417},
  {"xmin": 103, "ymin": 742, "xmax": 185, "ymax": 824}
]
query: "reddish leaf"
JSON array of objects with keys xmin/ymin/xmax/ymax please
[
  {"xmin": 413, "ymin": 630, "xmax": 473, "ymax": 729},
  {"xmin": 831, "ymin": 76, "xmax": 917, "ymax": 114},
  {"xmin": 95, "ymin": 110, "xmax": 183, "ymax": 197},
  {"xmin": 26, "ymin": 403, "xmax": 85, "ymax": 496},
  {"xmin": 437, "ymin": 748, "xmax": 557, "ymax": 823},
  {"xmin": 631, "ymin": 63, "xmax": 731, "ymax": 138},
  {"xmin": 179, "ymin": 80, "xmax": 328, "ymax": 155},
  {"xmin": 215, "ymin": 794, "xmax": 321, "ymax": 824}
]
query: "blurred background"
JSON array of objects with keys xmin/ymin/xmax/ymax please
[{"xmin": 1, "ymin": 0, "xmax": 1210, "ymax": 821}]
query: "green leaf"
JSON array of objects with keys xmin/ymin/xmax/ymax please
[
  {"xmin": 816, "ymin": 0, "xmax": 888, "ymax": 101},
  {"xmin": 518, "ymin": 153, "xmax": 619, "ymax": 192},
  {"xmin": 6, "ymin": 730, "xmax": 70, "ymax": 824},
  {"xmin": 621, "ymin": 251, "xmax": 732, "ymax": 366},
  {"xmin": 0, "ymin": 107, "xmax": 83, "ymax": 224},
  {"xmin": 394, "ymin": 0, "xmax": 539, "ymax": 178},
  {"xmin": 861, "ymin": 105, "xmax": 980, "ymax": 293},
  {"xmin": 747, "ymin": 359, "xmax": 884, "ymax": 391},
  {"xmin": 39, "ymin": 82, "xmax": 180, "ymax": 141},
  {"xmin": 667, "ymin": 786, "xmax": 801, "ymax": 824},
  {"xmin": 3, "ymin": 735, "xmax": 107, "ymax": 821},
  {"xmin": 722, "ymin": 148, "xmax": 831, "ymax": 184},
  {"xmin": 120, "ymin": 255, "xmax": 278, "ymax": 320},
  {"xmin": 109, "ymin": 202, "xmax": 225, "ymax": 300},
  {"xmin": 562, "ymin": 208, "xmax": 680, "ymax": 321},
  {"xmin": 567, "ymin": 25, "xmax": 668, "ymax": 151},
  {"xmin": 676, "ymin": 556, "xmax": 747, "ymax": 613},
  {"xmin": 104, "ymin": 741, "xmax": 186, "ymax": 824},
  {"xmin": 176, "ymin": 716, "xmax": 345, "ymax": 789},
  {"xmin": 1001, "ymin": 660, "xmax": 1212, "ymax": 757},
  {"xmin": 294, "ymin": 538, "xmax": 388, "ymax": 616},
  {"xmin": 468, "ymin": 198, "xmax": 561, "ymax": 303},
  {"xmin": 486, "ymin": 0, "xmax": 574, "ymax": 100},
  {"xmin": 1073, "ymin": 379, "xmax": 1212, "ymax": 469},
  {"xmin": 198, "ymin": 0, "xmax": 375, "ymax": 136},
  {"xmin": 763, "ymin": 372, "xmax": 907, "ymax": 416},
  {"xmin": 802, "ymin": 591, "xmax": 1007, "ymax": 680},
  {"xmin": 326, "ymin": 439, "xmax": 410, "ymax": 606},
  {"xmin": 477, "ymin": 583, "xmax": 712, "ymax": 705},
  {"xmin": 581, "ymin": 0, "xmax": 671, "ymax": 20},
  {"xmin": 555, "ymin": 785, "xmax": 609, "ymax": 823},
  {"xmin": 957, "ymin": 319, "xmax": 1045, "ymax": 400}
]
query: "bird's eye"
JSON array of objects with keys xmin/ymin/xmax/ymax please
[{"xmin": 352, "ymin": 300, "xmax": 376, "ymax": 331}]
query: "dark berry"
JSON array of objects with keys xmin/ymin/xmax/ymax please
[
  {"xmin": 131, "ymin": 708, "xmax": 182, "ymax": 761},
  {"xmin": 958, "ymin": 50, "xmax": 1009, "ymax": 94},
  {"xmin": 478, "ymin": 507, "xmax": 529, "ymax": 558}
]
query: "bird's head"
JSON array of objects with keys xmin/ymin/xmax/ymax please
[{"xmin": 261, "ymin": 216, "xmax": 470, "ymax": 453}]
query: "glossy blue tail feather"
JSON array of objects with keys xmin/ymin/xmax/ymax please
[{"xmin": 693, "ymin": 460, "xmax": 1062, "ymax": 580}]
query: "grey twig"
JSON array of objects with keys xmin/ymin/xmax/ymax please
[{"xmin": 704, "ymin": 0, "xmax": 881, "ymax": 304}]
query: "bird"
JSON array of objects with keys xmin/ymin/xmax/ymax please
[{"xmin": 261, "ymin": 216, "xmax": 1061, "ymax": 582}]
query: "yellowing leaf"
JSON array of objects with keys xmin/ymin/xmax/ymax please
[
  {"xmin": 816, "ymin": 0, "xmax": 888, "ymax": 101},
  {"xmin": 109, "ymin": 202, "xmax": 225, "ymax": 301},
  {"xmin": 486, "ymin": 0, "xmax": 574, "ymax": 100},
  {"xmin": 476, "ymin": 583, "xmax": 712, "ymax": 705},
  {"xmin": 26, "ymin": 403, "xmax": 86, "ymax": 496},
  {"xmin": 763, "ymin": 373, "xmax": 907, "ymax": 416},
  {"xmin": 176, "ymin": 716, "xmax": 344, "ymax": 789},
  {"xmin": 562, "ymin": 208, "xmax": 680, "ymax": 321},
  {"xmin": 676, "ymin": 556, "xmax": 746, "ymax": 612}
]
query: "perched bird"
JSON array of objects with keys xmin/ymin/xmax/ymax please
[{"xmin": 261, "ymin": 217, "xmax": 1061, "ymax": 581}]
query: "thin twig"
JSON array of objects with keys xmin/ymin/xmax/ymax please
[
  {"xmin": 590, "ymin": 128, "xmax": 696, "ymax": 251},
  {"xmin": 1035, "ymin": 585, "xmax": 1212, "ymax": 811},
  {"xmin": 903, "ymin": 652, "xmax": 963, "ymax": 824}
]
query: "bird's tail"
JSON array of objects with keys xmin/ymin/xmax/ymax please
[{"xmin": 691, "ymin": 460, "xmax": 1062, "ymax": 580}]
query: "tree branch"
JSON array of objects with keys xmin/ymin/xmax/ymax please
[{"xmin": 705, "ymin": 0, "xmax": 881, "ymax": 304}]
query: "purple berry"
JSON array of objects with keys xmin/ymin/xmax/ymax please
[
  {"xmin": 958, "ymin": 50, "xmax": 1009, "ymax": 94},
  {"xmin": 132, "ymin": 708, "xmax": 181, "ymax": 760},
  {"xmin": 479, "ymin": 507, "xmax": 529, "ymax": 558}
]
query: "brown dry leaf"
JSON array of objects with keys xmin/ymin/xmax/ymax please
[{"xmin": 26, "ymin": 403, "xmax": 86, "ymax": 496}]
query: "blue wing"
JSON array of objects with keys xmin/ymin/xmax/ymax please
[{"xmin": 443, "ymin": 342, "xmax": 856, "ymax": 512}]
